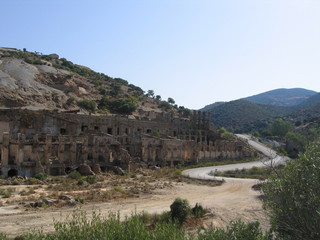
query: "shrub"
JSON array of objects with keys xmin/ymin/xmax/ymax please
[
  {"xmin": 263, "ymin": 141, "xmax": 320, "ymax": 240},
  {"xmin": 197, "ymin": 220, "xmax": 273, "ymax": 240},
  {"xmin": 0, "ymin": 233, "xmax": 7, "ymax": 240},
  {"xmin": 66, "ymin": 97, "xmax": 75, "ymax": 105},
  {"xmin": 77, "ymin": 100, "xmax": 97, "ymax": 112},
  {"xmin": 67, "ymin": 171, "xmax": 82, "ymax": 180},
  {"xmin": 170, "ymin": 198, "xmax": 191, "ymax": 224},
  {"xmin": 74, "ymin": 197, "xmax": 84, "ymax": 204},
  {"xmin": 85, "ymin": 175, "xmax": 96, "ymax": 185},
  {"xmin": 34, "ymin": 173, "xmax": 46, "ymax": 180},
  {"xmin": 192, "ymin": 203, "xmax": 206, "ymax": 218}
]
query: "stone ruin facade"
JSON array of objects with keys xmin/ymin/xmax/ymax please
[{"xmin": 0, "ymin": 109, "xmax": 254, "ymax": 177}]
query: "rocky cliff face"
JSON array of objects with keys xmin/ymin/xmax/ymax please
[
  {"xmin": 0, "ymin": 48, "xmax": 175, "ymax": 116},
  {"xmin": 0, "ymin": 58, "xmax": 70, "ymax": 109}
]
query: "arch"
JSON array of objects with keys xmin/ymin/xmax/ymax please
[{"xmin": 8, "ymin": 169, "xmax": 18, "ymax": 178}]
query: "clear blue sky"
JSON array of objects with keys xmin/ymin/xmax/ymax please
[{"xmin": 2, "ymin": 0, "xmax": 320, "ymax": 109}]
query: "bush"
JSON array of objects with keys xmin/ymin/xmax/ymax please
[
  {"xmin": 192, "ymin": 203, "xmax": 206, "ymax": 218},
  {"xmin": 85, "ymin": 175, "xmax": 96, "ymax": 185},
  {"xmin": 77, "ymin": 100, "xmax": 97, "ymax": 112},
  {"xmin": 263, "ymin": 141, "xmax": 320, "ymax": 240},
  {"xmin": 67, "ymin": 171, "xmax": 82, "ymax": 180},
  {"xmin": 0, "ymin": 233, "xmax": 7, "ymax": 240},
  {"xmin": 170, "ymin": 198, "xmax": 191, "ymax": 224},
  {"xmin": 98, "ymin": 97, "xmax": 137, "ymax": 115},
  {"xmin": 197, "ymin": 220, "xmax": 273, "ymax": 240},
  {"xmin": 34, "ymin": 173, "xmax": 46, "ymax": 180}
]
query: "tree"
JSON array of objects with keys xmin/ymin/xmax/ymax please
[
  {"xmin": 77, "ymin": 100, "xmax": 97, "ymax": 112},
  {"xmin": 147, "ymin": 90, "xmax": 154, "ymax": 98},
  {"xmin": 168, "ymin": 97, "xmax": 175, "ymax": 105},
  {"xmin": 110, "ymin": 83, "xmax": 122, "ymax": 97},
  {"xmin": 269, "ymin": 119, "xmax": 293, "ymax": 138},
  {"xmin": 170, "ymin": 198, "xmax": 191, "ymax": 224},
  {"xmin": 155, "ymin": 95, "xmax": 162, "ymax": 101},
  {"xmin": 263, "ymin": 141, "xmax": 320, "ymax": 240}
]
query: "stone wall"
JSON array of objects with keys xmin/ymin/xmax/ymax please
[{"xmin": 0, "ymin": 109, "xmax": 254, "ymax": 177}]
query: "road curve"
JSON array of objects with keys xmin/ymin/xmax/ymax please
[{"xmin": 182, "ymin": 134, "xmax": 287, "ymax": 181}]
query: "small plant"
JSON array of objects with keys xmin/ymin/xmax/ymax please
[
  {"xmin": 34, "ymin": 173, "xmax": 46, "ymax": 180},
  {"xmin": 113, "ymin": 186, "xmax": 128, "ymax": 194},
  {"xmin": 0, "ymin": 233, "xmax": 7, "ymax": 240},
  {"xmin": 74, "ymin": 197, "xmax": 84, "ymax": 204},
  {"xmin": 173, "ymin": 169, "xmax": 182, "ymax": 177},
  {"xmin": 85, "ymin": 175, "xmax": 96, "ymax": 185},
  {"xmin": 192, "ymin": 203, "xmax": 206, "ymax": 218},
  {"xmin": 0, "ymin": 189, "xmax": 12, "ymax": 198},
  {"xmin": 170, "ymin": 198, "xmax": 191, "ymax": 224},
  {"xmin": 67, "ymin": 171, "xmax": 82, "ymax": 180}
]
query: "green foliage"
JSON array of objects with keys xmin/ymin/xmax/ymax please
[
  {"xmin": 77, "ymin": 100, "xmax": 97, "ymax": 112},
  {"xmin": 178, "ymin": 106, "xmax": 192, "ymax": 117},
  {"xmin": 109, "ymin": 83, "xmax": 123, "ymax": 97},
  {"xmin": 251, "ymin": 130, "xmax": 261, "ymax": 138},
  {"xmin": 205, "ymin": 100, "xmax": 291, "ymax": 133},
  {"xmin": 67, "ymin": 171, "xmax": 82, "ymax": 180},
  {"xmin": 285, "ymin": 131, "xmax": 307, "ymax": 158},
  {"xmin": 99, "ymin": 97, "xmax": 137, "ymax": 114},
  {"xmin": 159, "ymin": 101, "xmax": 172, "ymax": 110},
  {"xmin": 74, "ymin": 197, "xmax": 84, "ymax": 204},
  {"xmin": 170, "ymin": 198, "xmax": 191, "ymax": 224},
  {"xmin": 34, "ymin": 173, "xmax": 46, "ymax": 180},
  {"xmin": 197, "ymin": 220, "xmax": 273, "ymax": 240},
  {"xmin": 269, "ymin": 119, "xmax": 293, "ymax": 138},
  {"xmin": 219, "ymin": 127, "xmax": 234, "ymax": 140},
  {"xmin": 0, "ymin": 189, "xmax": 12, "ymax": 198},
  {"xmin": 19, "ymin": 212, "xmax": 185, "ymax": 240},
  {"xmin": 168, "ymin": 97, "xmax": 175, "ymax": 105},
  {"xmin": 66, "ymin": 97, "xmax": 75, "ymax": 105},
  {"xmin": 191, "ymin": 203, "xmax": 206, "ymax": 218},
  {"xmin": 147, "ymin": 90, "xmax": 155, "ymax": 98},
  {"xmin": 263, "ymin": 141, "xmax": 320, "ymax": 239},
  {"xmin": 85, "ymin": 175, "xmax": 96, "ymax": 184},
  {"xmin": 173, "ymin": 169, "xmax": 182, "ymax": 177},
  {"xmin": 155, "ymin": 95, "xmax": 162, "ymax": 101}
]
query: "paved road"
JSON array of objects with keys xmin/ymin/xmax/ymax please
[{"xmin": 182, "ymin": 134, "xmax": 287, "ymax": 181}]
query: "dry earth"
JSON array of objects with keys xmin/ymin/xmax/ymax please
[{"xmin": 0, "ymin": 178, "xmax": 268, "ymax": 238}]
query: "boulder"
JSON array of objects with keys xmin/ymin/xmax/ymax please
[
  {"xmin": 92, "ymin": 164, "xmax": 102, "ymax": 174},
  {"xmin": 77, "ymin": 164, "xmax": 95, "ymax": 176},
  {"xmin": 59, "ymin": 195, "xmax": 73, "ymax": 201}
]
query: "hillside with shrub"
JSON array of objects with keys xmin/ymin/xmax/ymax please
[
  {"xmin": 0, "ymin": 47, "xmax": 187, "ymax": 116},
  {"xmin": 243, "ymin": 88, "xmax": 317, "ymax": 106},
  {"xmin": 204, "ymin": 99, "xmax": 292, "ymax": 132}
]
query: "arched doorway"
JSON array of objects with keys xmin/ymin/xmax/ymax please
[{"xmin": 8, "ymin": 169, "xmax": 18, "ymax": 178}]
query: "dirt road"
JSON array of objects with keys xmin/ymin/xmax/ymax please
[{"xmin": 0, "ymin": 179, "xmax": 268, "ymax": 238}]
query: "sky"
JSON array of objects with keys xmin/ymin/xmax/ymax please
[{"xmin": 1, "ymin": 0, "xmax": 320, "ymax": 109}]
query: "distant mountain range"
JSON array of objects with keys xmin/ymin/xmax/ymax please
[{"xmin": 201, "ymin": 88, "xmax": 320, "ymax": 133}]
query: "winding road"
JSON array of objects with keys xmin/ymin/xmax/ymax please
[{"xmin": 182, "ymin": 134, "xmax": 287, "ymax": 181}]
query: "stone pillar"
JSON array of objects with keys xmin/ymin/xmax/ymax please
[{"xmin": 1, "ymin": 132, "xmax": 9, "ymax": 167}]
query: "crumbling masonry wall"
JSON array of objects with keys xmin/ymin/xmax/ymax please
[{"xmin": 0, "ymin": 109, "xmax": 254, "ymax": 177}]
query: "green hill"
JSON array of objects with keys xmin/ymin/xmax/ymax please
[
  {"xmin": 244, "ymin": 88, "xmax": 317, "ymax": 106},
  {"xmin": 206, "ymin": 100, "xmax": 292, "ymax": 133}
]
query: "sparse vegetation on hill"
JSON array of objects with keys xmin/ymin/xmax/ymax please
[
  {"xmin": 204, "ymin": 100, "xmax": 291, "ymax": 133},
  {"xmin": 0, "ymin": 48, "xmax": 190, "ymax": 116}
]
